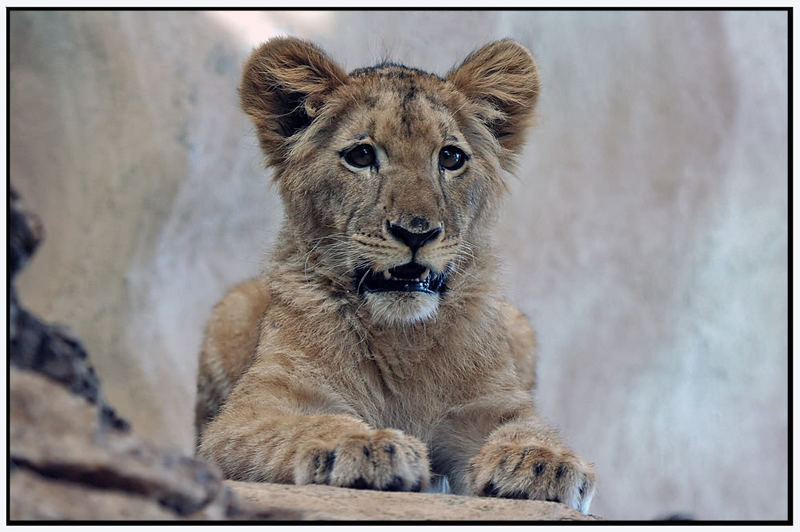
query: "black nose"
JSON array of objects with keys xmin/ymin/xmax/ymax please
[{"xmin": 387, "ymin": 223, "xmax": 442, "ymax": 253}]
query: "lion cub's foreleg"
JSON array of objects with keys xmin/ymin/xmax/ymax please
[
  {"xmin": 194, "ymin": 278, "xmax": 270, "ymax": 447},
  {"xmin": 195, "ymin": 279, "xmax": 430, "ymax": 491},
  {"xmin": 197, "ymin": 360, "xmax": 430, "ymax": 491},
  {"xmin": 432, "ymin": 306, "xmax": 595, "ymax": 513},
  {"xmin": 435, "ymin": 392, "xmax": 596, "ymax": 513}
]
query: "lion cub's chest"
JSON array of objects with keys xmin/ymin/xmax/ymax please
[{"xmin": 333, "ymin": 342, "xmax": 463, "ymax": 442}]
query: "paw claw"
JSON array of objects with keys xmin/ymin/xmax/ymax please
[
  {"xmin": 385, "ymin": 475, "xmax": 404, "ymax": 491},
  {"xmin": 348, "ymin": 477, "xmax": 370, "ymax": 490},
  {"xmin": 324, "ymin": 451, "xmax": 336, "ymax": 473},
  {"xmin": 482, "ymin": 482, "xmax": 500, "ymax": 497}
]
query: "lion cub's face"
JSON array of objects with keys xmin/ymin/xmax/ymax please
[{"xmin": 240, "ymin": 38, "xmax": 539, "ymax": 325}]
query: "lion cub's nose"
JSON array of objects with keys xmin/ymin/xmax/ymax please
[{"xmin": 386, "ymin": 222, "xmax": 443, "ymax": 254}]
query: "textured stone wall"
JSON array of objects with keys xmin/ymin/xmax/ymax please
[{"xmin": 9, "ymin": 10, "xmax": 788, "ymax": 520}]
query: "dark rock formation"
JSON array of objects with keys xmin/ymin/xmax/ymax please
[
  {"xmin": 10, "ymin": 189, "xmax": 127, "ymax": 431},
  {"xmin": 8, "ymin": 189, "xmax": 299, "ymax": 521}
]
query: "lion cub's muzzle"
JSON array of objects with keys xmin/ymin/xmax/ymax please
[
  {"xmin": 356, "ymin": 262, "xmax": 447, "ymax": 295},
  {"xmin": 355, "ymin": 220, "xmax": 448, "ymax": 295}
]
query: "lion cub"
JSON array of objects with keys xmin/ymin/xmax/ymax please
[{"xmin": 195, "ymin": 37, "xmax": 595, "ymax": 513}]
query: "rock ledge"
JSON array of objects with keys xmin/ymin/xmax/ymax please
[{"xmin": 227, "ymin": 480, "xmax": 598, "ymax": 521}]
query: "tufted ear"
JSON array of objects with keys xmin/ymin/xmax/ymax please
[
  {"xmin": 240, "ymin": 37, "xmax": 349, "ymax": 166},
  {"xmin": 447, "ymin": 40, "xmax": 540, "ymax": 158}
]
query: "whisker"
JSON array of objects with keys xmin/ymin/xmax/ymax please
[{"xmin": 356, "ymin": 269, "xmax": 370, "ymax": 294}]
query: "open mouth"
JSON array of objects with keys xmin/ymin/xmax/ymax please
[{"xmin": 355, "ymin": 262, "xmax": 447, "ymax": 295}]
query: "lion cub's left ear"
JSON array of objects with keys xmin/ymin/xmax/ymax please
[{"xmin": 447, "ymin": 40, "xmax": 540, "ymax": 161}]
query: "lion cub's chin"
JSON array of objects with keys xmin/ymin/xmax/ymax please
[{"xmin": 363, "ymin": 291, "xmax": 440, "ymax": 326}]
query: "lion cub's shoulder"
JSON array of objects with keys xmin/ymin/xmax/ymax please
[{"xmin": 195, "ymin": 278, "xmax": 269, "ymax": 442}]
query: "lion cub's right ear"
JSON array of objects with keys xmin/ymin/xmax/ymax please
[{"xmin": 240, "ymin": 37, "xmax": 348, "ymax": 166}]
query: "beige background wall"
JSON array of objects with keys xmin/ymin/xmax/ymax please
[{"xmin": 9, "ymin": 10, "xmax": 788, "ymax": 520}]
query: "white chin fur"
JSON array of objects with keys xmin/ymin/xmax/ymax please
[{"xmin": 363, "ymin": 291, "xmax": 440, "ymax": 326}]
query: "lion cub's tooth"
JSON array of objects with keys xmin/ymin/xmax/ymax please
[
  {"xmin": 420, "ymin": 268, "xmax": 430, "ymax": 281},
  {"xmin": 383, "ymin": 270, "xmax": 392, "ymax": 280}
]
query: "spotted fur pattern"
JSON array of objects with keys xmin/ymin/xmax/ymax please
[{"xmin": 195, "ymin": 37, "xmax": 595, "ymax": 513}]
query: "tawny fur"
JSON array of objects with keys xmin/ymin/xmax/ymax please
[{"xmin": 195, "ymin": 37, "xmax": 595, "ymax": 512}]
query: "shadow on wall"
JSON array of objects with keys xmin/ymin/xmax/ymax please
[{"xmin": 9, "ymin": 10, "xmax": 789, "ymax": 521}]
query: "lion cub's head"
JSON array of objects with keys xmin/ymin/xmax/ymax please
[{"xmin": 240, "ymin": 38, "xmax": 539, "ymax": 326}]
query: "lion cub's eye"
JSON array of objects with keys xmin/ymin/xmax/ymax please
[
  {"xmin": 344, "ymin": 144, "xmax": 376, "ymax": 168},
  {"xmin": 439, "ymin": 146, "xmax": 467, "ymax": 171}
]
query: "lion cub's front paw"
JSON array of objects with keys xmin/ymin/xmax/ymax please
[
  {"xmin": 467, "ymin": 441, "xmax": 596, "ymax": 514},
  {"xmin": 294, "ymin": 428, "xmax": 430, "ymax": 492}
]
